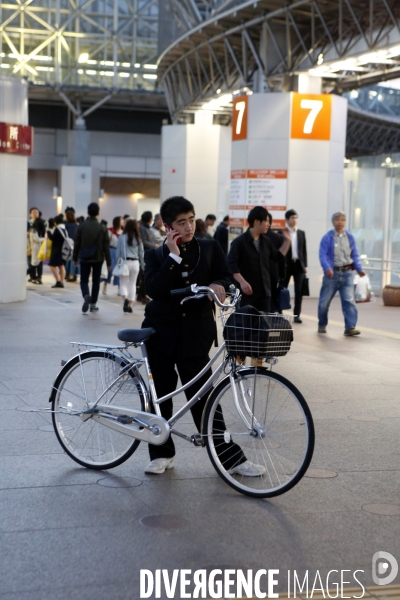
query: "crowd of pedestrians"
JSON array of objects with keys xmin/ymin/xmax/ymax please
[{"xmin": 27, "ymin": 199, "xmax": 365, "ymax": 334}]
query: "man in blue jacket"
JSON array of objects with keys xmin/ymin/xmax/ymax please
[{"xmin": 318, "ymin": 212, "xmax": 365, "ymax": 336}]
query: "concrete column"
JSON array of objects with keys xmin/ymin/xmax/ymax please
[
  {"xmin": 0, "ymin": 76, "xmax": 29, "ymax": 303},
  {"xmin": 230, "ymin": 92, "xmax": 348, "ymax": 297},
  {"xmin": 160, "ymin": 115, "xmax": 231, "ymax": 221},
  {"xmin": 60, "ymin": 166, "xmax": 100, "ymax": 216}
]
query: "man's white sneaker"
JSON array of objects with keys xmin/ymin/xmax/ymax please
[
  {"xmin": 229, "ymin": 460, "xmax": 266, "ymax": 477},
  {"xmin": 144, "ymin": 458, "xmax": 174, "ymax": 474}
]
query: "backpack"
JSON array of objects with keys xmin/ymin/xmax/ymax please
[{"xmin": 59, "ymin": 227, "xmax": 74, "ymax": 261}]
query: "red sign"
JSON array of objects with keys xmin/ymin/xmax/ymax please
[
  {"xmin": 232, "ymin": 95, "xmax": 248, "ymax": 141},
  {"xmin": 0, "ymin": 122, "xmax": 34, "ymax": 155}
]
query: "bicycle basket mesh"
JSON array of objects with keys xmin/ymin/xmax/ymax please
[{"xmin": 223, "ymin": 305, "xmax": 294, "ymax": 358}]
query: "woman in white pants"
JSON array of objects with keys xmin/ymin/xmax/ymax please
[{"xmin": 115, "ymin": 219, "xmax": 145, "ymax": 313}]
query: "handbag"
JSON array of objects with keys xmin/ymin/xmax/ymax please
[
  {"xmin": 278, "ymin": 285, "xmax": 291, "ymax": 311},
  {"xmin": 112, "ymin": 236, "xmax": 129, "ymax": 277},
  {"xmin": 37, "ymin": 236, "xmax": 52, "ymax": 261},
  {"xmin": 101, "ymin": 261, "xmax": 108, "ymax": 279},
  {"xmin": 302, "ymin": 277, "xmax": 310, "ymax": 297}
]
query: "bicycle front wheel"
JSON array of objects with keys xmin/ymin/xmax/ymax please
[
  {"xmin": 203, "ymin": 368, "xmax": 314, "ymax": 498},
  {"xmin": 51, "ymin": 351, "xmax": 146, "ymax": 469}
]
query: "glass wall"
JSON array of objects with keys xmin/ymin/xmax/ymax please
[{"xmin": 343, "ymin": 154, "xmax": 400, "ymax": 294}]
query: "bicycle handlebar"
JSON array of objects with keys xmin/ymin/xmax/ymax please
[{"xmin": 170, "ymin": 284, "xmax": 241, "ymax": 309}]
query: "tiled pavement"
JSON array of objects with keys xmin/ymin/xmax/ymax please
[{"xmin": 0, "ymin": 270, "xmax": 399, "ymax": 599}]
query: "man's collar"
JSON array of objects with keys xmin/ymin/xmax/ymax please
[{"xmin": 287, "ymin": 224, "xmax": 296, "ymax": 232}]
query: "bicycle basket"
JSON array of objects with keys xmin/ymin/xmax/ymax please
[{"xmin": 223, "ymin": 305, "xmax": 294, "ymax": 358}]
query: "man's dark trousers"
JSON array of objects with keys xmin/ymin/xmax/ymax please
[
  {"xmin": 80, "ymin": 261, "xmax": 102, "ymax": 304},
  {"xmin": 284, "ymin": 260, "xmax": 305, "ymax": 317},
  {"xmin": 146, "ymin": 336, "xmax": 246, "ymax": 470}
]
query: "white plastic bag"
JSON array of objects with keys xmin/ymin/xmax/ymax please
[{"xmin": 354, "ymin": 274, "xmax": 375, "ymax": 303}]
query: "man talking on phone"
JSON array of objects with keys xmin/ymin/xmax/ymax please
[{"xmin": 141, "ymin": 196, "xmax": 265, "ymax": 477}]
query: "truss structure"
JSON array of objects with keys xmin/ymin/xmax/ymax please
[
  {"xmin": 0, "ymin": 0, "xmax": 163, "ymax": 114},
  {"xmin": 160, "ymin": 0, "xmax": 400, "ymax": 121},
  {"xmin": 346, "ymin": 105, "xmax": 400, "ymax": 156}
]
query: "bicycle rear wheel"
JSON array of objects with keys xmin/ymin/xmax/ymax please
[
  {"xmin": 203, "ymin": 368, "xmax": 314, "ymax": 498},
  {"xmin": 51, "ymin": 351, "xmax": 146, "ymax": 469}
]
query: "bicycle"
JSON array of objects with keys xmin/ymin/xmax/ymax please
[{"xmin": 49, "ymin": 285, "xmax": 315, "ymax": 498}]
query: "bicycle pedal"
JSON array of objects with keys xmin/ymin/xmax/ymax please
[
  {"xmin": 117, "ymin": 415, "xmax": 133, "ymax": 424},
  {"xmin": 191, "ymin": 434, "xmax": 205, "ymax": 447}
]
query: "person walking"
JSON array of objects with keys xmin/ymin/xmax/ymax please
[
  {"xmin": 64, "ymin": 207, "xmax": 79, "ymax": 282},
  {"xmin": 73, "ymin": 202, "xmax": 111, "ymax": 313},
  {"xmin": 28, "ymin": 217, "xmax": 46, "ymax": 284},
  {"xmin": 151, "ymin": 213, "xmax": 166, "ymax": 245},
  {"xmin": 205, "ymin": 214, "xmax": 216, "ymax": 237},
  {"xmin": 318, "ymin": 211, "xmax": 365, "ymax": 336},
  {"xmin": 284, "ymin": 209, "xmax": 308, "ymax": 323},
  {"xmin": 266, "ymin": 213, "xmax": 285, "ymax": 313},
  {"xmin": 102, "ymin": 216, "xmax": 122, "ymax": 295},
  {"xmin": 139, "ymin": 211, "xmax": 159, "ymax": 250},
  {"xmin": 214, "ymin": 216, "xmax": 229, "ymax": 254},
  {"xmin": 194, "ymin": 218, "xmax": 212, "ymax": 239},
  {"xmin": 48, "ymin": 214, "xmax": 67, "ymax": 288},
  {"xmin": 115, "ymin": 219, "xmax": 144, "ymax": 313},
  {"xmin": 228, "ymin": 206, "xmax": 290, "ymax": 313}
]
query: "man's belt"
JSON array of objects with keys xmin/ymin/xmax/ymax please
[{"xmin": 334, "ymin": 264, "xmax": 353, "ymax": 272}]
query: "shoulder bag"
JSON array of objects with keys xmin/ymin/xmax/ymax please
[{"xmin": 112, "ymin": 235, "xmax": 129, "ymax": 277}]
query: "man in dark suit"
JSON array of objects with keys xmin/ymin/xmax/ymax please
[
  {"xmin": 214, "ymin": 215, "xmax": 229, "ymax": 254},
  {"xmin": 284, "ymin": 209, "xmax": 308, "ymax": 323},
  {"xmin": 228, "ymin": 206, "xmax": 290, "ymax": 313},
  {"xmin": 142, "ymin": 196, "xmax": 265, "ymax": 478}
]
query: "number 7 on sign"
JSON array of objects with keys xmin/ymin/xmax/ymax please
[
  {"xmin": 300, "ymin": 99, "xmax": 323, "ymax": 134},
  {"xmin": 235, "ymin": 101, "xmax": 246, "ymax": 135}
]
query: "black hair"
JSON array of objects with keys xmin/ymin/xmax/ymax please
[
  {"xmin": 48, "ymin": 217, "xmax": 55, "ymax": 228},
  {"xmin": 205, "ymin": 214, "xmax": 216, "ymax": 221},
  {"xmin": 30, "ymin": 207, "xmax": 39, "ymax": 214},
  {"xmin": 88, "ymin": 202, "xmax": 100, "ymax": 217},
  {"xmin": 123, "ymin": 214, "xmax": 130, "ymax": 220},
  {"xmin": 285, "ymin": 209, "xmax": 298, "ymax": 220},
  {"xmin": 141, "ymin": 211, "xmax": 153, "ymax": 224},
  {"xmin": 65, "ymin": 208, "xmax": 76, "ymax": 223},
  {"xmin": 223, "ymin": 215, "xmax": 229, "ymax": 223},
  {"xmin": 54, "ymin": 214, "xmax": 64, "ymax": 225},
  {"xmin": 33, "ymin": 217, "xmax": 46, "ymax": 237},
  {"xmin": 161, "ymin": 196, "xmax": 195, "ymax": 226},
  {"xmin": 77, "ymin": 216, "xmax": 85, "ymax": 224},
  {"xmin": 266, "ymin": 212, "xmax": 273, "ymax": 225},
  {"xmin": 248, "ymin": 206, "xmax": 268, "ymax": 228}
]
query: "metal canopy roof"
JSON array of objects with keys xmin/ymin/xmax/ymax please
[{"xmin": 159, "ymin": 0, "xmax": 400, "ymax": 120}]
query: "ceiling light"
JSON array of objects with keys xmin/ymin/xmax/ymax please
[
  {"xmin": 143, "ymin": 64, "xmax": 157, "ymax": 69},
  {"xmin": 78, "ymin": 53, "xmax": 89, "ymax": 63},
  {"xmin": 122, "ymin": 62, "xmax": 130, "ymax": 67},
  {"xmin": 87, "ymin": 60, "xmax": 97, "ymax": 65},
  {"xmin": 86, "ymin": 70, "xmax": 96, "ymax": 75},
  {"xmin": 119, "ymin": 73, "xmax": 129, "ymax": 77},
  {"xmin": 134, "ymin": 63, "xmax": 140, "ymax": 68},
  {"xmin": 317, "ymin": 53, "xmax": 324, "ymax": 65},
  {"xmin": 349, "ymin": 89, "xmax": 359, "ymax": 98},
  {"xmin": 143, "ymin": 74, "xmax": 157, "ymax": 79}
]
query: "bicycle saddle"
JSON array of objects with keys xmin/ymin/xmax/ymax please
[{"xmin": 117, "ymin": 328, "xmax": 156, "ymax": 344}]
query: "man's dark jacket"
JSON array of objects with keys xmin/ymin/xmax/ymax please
[
  {"xmin": 228, "ymin": 229, "xmax": 278, "ymax": 298},
  {"xmin": 142, "ymin": 238, "xmax": 232, "ymax": 357},
  {"xmin": 214, "ymin": 222, "xmax": 229, "ymax": 254},
  {"xmin": 73, "ymin": 217, "xmax": 111, "ymax": 265},
  {"xmin": 286, "ymin": 229, "xmax": 307, "ymax": 271}
]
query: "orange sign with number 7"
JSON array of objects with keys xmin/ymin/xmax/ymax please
[
  {"xmin": 232, "ymin": 95, "xmax": 248, "ymax": 141},
  {"xmin": 291, "ymin": 93, "xmax": 332, "ymax": 140}
]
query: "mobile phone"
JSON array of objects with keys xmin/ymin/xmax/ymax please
[{"xmin": 165, "ymin": 224, "xmax": 181, "ymax": 245}]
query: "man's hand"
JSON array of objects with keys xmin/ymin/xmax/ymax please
[
  {"xmin": 358, "ymin": 270, "xmax": 366, "ymax": 277},
  {"xmin": 74, "ymin": 261, "xmax": 79, "ymax": 267},
  {"xmin": 240, "ymin": 280, "xmax": 253, "ymax": 295},
  {"xmin": 209, "ymin": 283, "xmax": 226, "ymax": 304},
  {"xmin": 165, "ymin": 229, "xmax": 180, "ymax": 255},
  {"xmin": 326, "ymin": 268, "xmax": 334, "ymax": 278},
  {"xmin": 282, "ymin": 228, "xmax": 291, "ymax": 241},
  {"xmin": 108, "ymin": 265, "xmax": 112, "ymax": 271},
  {"xmin": 304, "ymin": 267, "xmax": 308, "ymax": 274}
]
